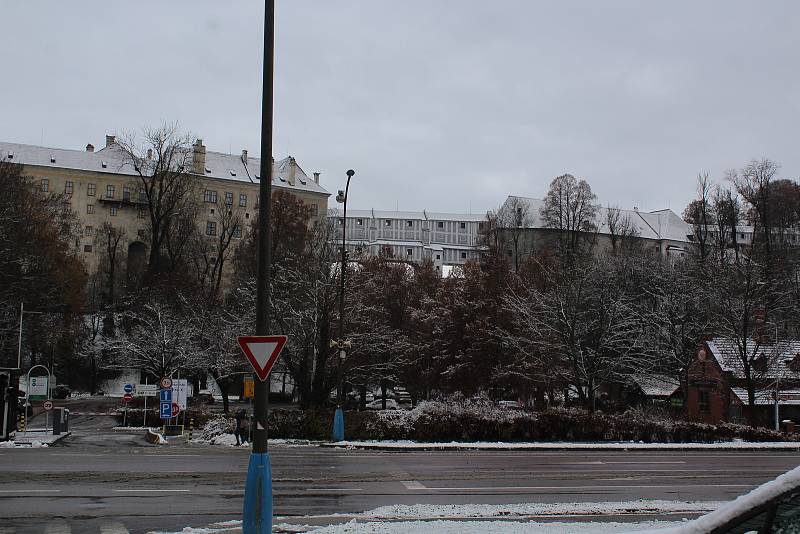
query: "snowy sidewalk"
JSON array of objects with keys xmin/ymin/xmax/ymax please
[
  {"xmin": 148, "ymin": 500, "xmax": 720, "ymax": 533},
  {"xmin": 323, "ymin": 439, "xmax": 800, "ymax": 451},
  {"xmin": 10, "ymin": 430, "xmax": 70, "ymax": 446}
]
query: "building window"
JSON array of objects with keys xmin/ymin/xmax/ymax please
[
  {"xmin": 110, "ymin": 206, "xmax": 118, "ymax": 217},
  {"xmin": 233, "ymin": 225, "xmax": 242, "ymax": 238},
  {"xmin": 461, "ymin": 252, "xmax": 467, "ymax": 259},
  {"xmin": 406, "ymin": 220, "xmax": 413, "ymax": 227},
  {"xmin": 478, "ymin": 222, "xmax": 484, "ymax": 230},
  {"xmin": 338, "ymin": 218, "xmax": 344, "ymax": 226},
  {"xmin": 106, "ymin": 185, "xmax": 115, "ymax": 199},
  {"xmin": 460, "ymin": 222, "xmax": 466, "ymax": 229},
  {"xmin": 123, "ymin": 186, "xmax": 131, "ymax": 201},
  {"xmin": 225, "ymin": 192, "xmax": 233, "ymax": 206},
  {"xmin": 239, "ymin": 193, "xmax": 247, "ymax": 207},
  {"xmin": 64, "ymin": 181, "xmax": 73, "ymax": 195},
  {"xmin": 437, "ymin": 221, "xmax": 444, "ymax": 229},
  {"xmin": 85, "ymin": 226, "xmax": 93, "ymax": 237},
  {"xmin": 384, "ymin": 220, "xmax": 392, "ymax": 227},
  {"xmin": 139, "ymin": 189, "xmax": 147, "ymax": 202},
  {"xmin": 406, "ymin": 248, "xmax": 413, "ymax": 256},
  {"xmin": 699, "ymin": 390, "xmax": 710, "ymax": 414},
  {"xmin": 357, "ymin": 218, "xmax": 363, "ymax": 226},
  {"xmin": 138, "ymin": 206, "xmax": 146, "ymax": 219},
  {"xmin": 206, "ymin": 221, "xmax": 217, "ymax": 236},
  {"xmin": 87, "ymin": 183, "xmax": 96, "ymax": 196},
  {"xmin": 84, "ymin": 244, "xmax": 93, "ymax": 253},
  {"xmin": 435, "ymin": 254, "xmax": 441, "ymax": 260},
  {"xmin": 86, "ymin": 204, "xmax": 95, "ymax": 214},
  {"xmin": 204, "ymin": 190, "xmax": 218, "ymax": 203},
  {"xmin": 40, "ymin": 179, "xmax": 49, "ymax": 192},
  {"xmin": 311, "ymin": 203, "xmax": 318, "ymax": 217}
]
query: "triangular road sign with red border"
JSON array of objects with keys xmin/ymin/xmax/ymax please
[{"xmin": 237, "ymin": 335, "xmax": 288, "ymax": 381}]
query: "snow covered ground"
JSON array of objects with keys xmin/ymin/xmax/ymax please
[
  {"xmin": 275, "ymin": 519, "xmax": 686, "ymax": 533},
  {"xmin": 327, "ymin": 439, "xmax": 800, "ymax": 451}
]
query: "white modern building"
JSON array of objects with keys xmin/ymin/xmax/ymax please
[{"xmin": 331, "ymin": 209, "xmax": 490, "ymax": 271}]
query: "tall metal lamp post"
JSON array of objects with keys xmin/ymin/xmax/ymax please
[{"xmin": 331, "ymin": 169, "xmax": 354, "ymax": 442}]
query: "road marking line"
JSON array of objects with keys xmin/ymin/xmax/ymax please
[
  {"xmin": 111, "ymin": 489, "xmax": 190, "ymax": 493},
  {"xmin": 401, "ymin": 480, "xmax": 427, "ymax": 490},
  {"xmin": 99, "ymin": 520, "xmax": 129, "ymax": 534},
  {"xmin": 425, "ymin": 483, "xmax": 752, "ymax": 491},
  {"xmin": 0, "ymin": 489, "xmax": 60, "ymax": 493},
  {"xmin": 305, "ymin": 488, "xmax": 364, "ymax": 492},
  {"xmin": 43, "ymin": 519, "xmax": 71, "ymax": 534}
]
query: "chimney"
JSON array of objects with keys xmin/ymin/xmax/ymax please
[
  {"xmin": 241, "ymin": 149, "xmax": 248, "ymax": 164},
  {"xmin": 105, "ymin": 135, "xmax": 115, "ymax": 147},
  {"xmin": 86, "ymin": 143, "xmax": 95, "ymax": 152},
  {"xmin": 287, "ymin": 157, "xmax": 296, "ymax": 186},
  {"xmin": 192, "ymin": 138, "xmax": 206, "ymax": 174},
  {"xmin": 146, "ymin": 148, "xmax": 153, "ymax": 160},
  {"xmin": 313, "ymin": 172, "xmax": 320, "ymax": 184}
]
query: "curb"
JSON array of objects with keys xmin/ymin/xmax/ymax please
[
  {"xmin": 14, "ymin": 431, "xmax": 71, "ymax": 446},
  {"xmin": 321, "ymin": 442, "xmax": 800, "ymax": 452}
]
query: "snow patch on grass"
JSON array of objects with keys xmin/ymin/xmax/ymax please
[{"xmin": 289, "ymin": 519, "xmax": 684, "ymax": 533}]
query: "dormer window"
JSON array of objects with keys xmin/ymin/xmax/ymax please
[
  {"xmin": 229, "ymin": 170, "xmax": 237, "ymax": 177},
  {"xmin": 7, "ymin": 152, "xmax": 13, "ymax": 160},
  {"xmin": 205, "ymin": 167, "xmax": 211, "ymax": 174},
  {"xmin": 101, "ymin": 161, "xmax": 108, "ymax": 168},
  {"xmin": 50, "ymin": 155, "xmax": 56, "ymax": 163}
]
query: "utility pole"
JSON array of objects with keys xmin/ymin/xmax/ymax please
[{"xmin": 243, "ymin": 1, "xmax": 274, "ymax": 533}]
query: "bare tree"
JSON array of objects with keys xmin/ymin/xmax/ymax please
[
  {"xmin": 541, "ymin": 174, "xmax": 599, "ymax": 253},
  {"xmin": 682, "ymin": 173, "xmax": 714, "ymax": 261},
  {"xmin": 497, "ymin": 197, "xmax": 531, "ymax": 271},
  {"xmin": 116, "ymin": 124, "xmax": 198, "ymax": 277},
  {"xmin": 606, "ymin": 205, "xmax": 640, "ymax": 254},
  {"xmin": 729, "ymin": 159, "xmax": 780, "ymax": 263},
  {"xmin": 95, "ymin": 223, "xmax": 126, "ymax": 308}
]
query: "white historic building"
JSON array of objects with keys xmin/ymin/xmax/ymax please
[{"xmin": 331, "ymin": 209, "xmax": 490, "ymax": 271}]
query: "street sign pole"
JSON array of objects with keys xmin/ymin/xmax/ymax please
[
  {"xmin": 243, "ymin": 1, "xmax": 275, "ymax": 532},
  {"xmin": 143, "ymin": 376, "xmax": 148, "ymax": 428}
]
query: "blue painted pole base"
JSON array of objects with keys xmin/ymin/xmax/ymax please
[
  {"xmin": 332, "ymin": 406, "xmax": 344, "ymax": 442},
  {"xmin": 243, "ymin": 452, "xmax": 272, "ymax": 534}
]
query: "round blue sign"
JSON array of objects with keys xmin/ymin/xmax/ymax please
[{"xmin": 123, "ymin": 384, "xmax": 134, "ymax": 394}]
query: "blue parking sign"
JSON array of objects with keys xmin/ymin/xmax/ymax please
[
  {"xmin": 160, "ymin": 401, "xmax": 172, "ymax": 419},
  {"xmin": 160, "ymin": 389, "xmax": 172, "ymax": 402}
]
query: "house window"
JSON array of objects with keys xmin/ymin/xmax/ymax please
[
  {"xmin": 384, "ymin": 220, "xmax": 392, "ymax": 227},
  {"xmin": 206, "ymin": 221, "xmax": 217, "ymax": 236},
  {"xmin": 460, "ymin": 222, "xmax": 466, "ymax": 229},
  {"xmin": 478, "ymin": 222, "xmax": 485, "ymax": 230},
  {"xmin": 311, "ymin": 203, "xmax": 319, "ymax": 217},
  {"xmin": 106, "ymin": 185, "xmax": 115, "ymax": 199},
  {"xmin": 406, "ymin": 248, "xmax": 413, "ymax": 256},
  {"xmin": 83, "ymin": 244, "xmax": 93, "ymax": 253},
  {"xmin": 461, "ymin": 252, "xmax": 467, "ymax": 259},
  {"xmin": 87, "ymin": 183, "xmax": 96, "ymax": 196},
  {"xmin": 699, "ymin": 390, "xmax": 710, "ymax": 414},
  {"xmin": 204, "ymin": 190, "xmax": 218, "ymax": 203},
  {"xmin": 139, "ymin": 190, "xmax": 147, "ymax": 202},
  {"xmin": 239, "ymin": 193, "xmax": 247, "ymax": 207},
  {"xmin": 357, "ymin": 218, "xmax": 363, "ymax": 226},
  {"xmin": 64, "ymin": 181, "xmax": 73, "ymax": 194},
  {"xmin": 86, "ymin": 204, "xmax": 95, "ymax": 214},
  {"xmin": 110, "ymin": 206, "xmax": 118, "ymax": 217},
  {"xmin": 225, "ymin": 192, "xmax": 233, "ymax": 206},
  {"xmin": 137, "ymin": 206, "xmax": 146, "ymax": 219},
  {"xmin": 437, "ymin": 221, "xmax": 444, "ymax": 229},
  {"xmin": 233, "ymin": 225, "xmax": 242, "ymax": 238},
  {"xmin": 435, "ymin": 254, "xmax": 441, "ymax": 260},
  {"xmin": 85, "ymin": 226, "xmax": 93, "ymax": 237},
  {"xmin": 406, "ymin": 220, "xmax": 413, "ymax": 227},
  {"xmin": 40, "ymin": 179, "xmax": 49, "ymax": 192},
  {"xmin": 123, "ymin": 186, "xmax": 131, "ymax": 201}
]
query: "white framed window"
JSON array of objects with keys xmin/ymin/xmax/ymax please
[
  {"xmin": 87, "ymin": 183, "xmax": 96, "ymax": 196},
  {"xmin": 437, "ymin": 221, "xmax": 444, "ymax": 229},
  {"xmin": 233, "ymin": 225, "xmax": 242, "ymax": 238},
  {"xmin": 239, "ymin": 193, "xmax": 247, "ymax": 207},
  {"xmin": 406, "ymin": 248, "xmax": 413, "ymax": 256},
  {"xmin": 225, "ymin": 192, "xmax": 233, "ymax": 205},
  {"xmin": 206, "ymin": 221, "xmax": 217, "ymax": 236},
  {"xmin": 85, "ymin": 226, "xmax": 93, "ymax": 237},
  {"xmin": 110, "ymin": 206, "xmax": 118, "ymax": 216},
  {"xmin": 64, "ymin": 181, "xmax": 73, "ymax": 194},
  {"xmin": 106, "ymin": 184, "xmax": 115, "ymax": 198},
  {"xmin": 86, "ymin": 204, "xmax": 95, "ymax": 214},
  {"xmin": 460, "ymin": 222, "xmax": 466, "ymax": 229},
  {"xmin": 40, "ymin": 179, "xmax": 49, "ymax": 192},
  {"xmin": 384, "ymin": 220, "xmax": 392, "ymax": 227},
  {"xmin": 406, "ymin": 220, "xmax": 413, "ymax": 227},
  {"xmin": 461, "ymin": 252, "xmax": 467, "ymax": 259},
  {"xmin": 204, "ymin": 190, "xmax": 218, "ymax": 203}
]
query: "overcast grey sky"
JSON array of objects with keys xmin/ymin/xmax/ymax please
[{"xmin": 2, "ymin": 1, "xmax": 798, "ymax": 214}]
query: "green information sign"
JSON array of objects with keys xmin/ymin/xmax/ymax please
[{"xmin": 29, "ymin": 376, "xmax": 49, "ymax": 401}]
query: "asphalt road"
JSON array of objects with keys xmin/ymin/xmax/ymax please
[{"xmin": 1, "ymin": 407, "xmax": 799, "ymax": 533}]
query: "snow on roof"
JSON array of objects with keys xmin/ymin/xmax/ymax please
[
  {"xmin": 501, "ymin": 195, "xmax": 693, "ymax": 244},
  {"xmin": 730, "ymin": 388, "xmax": 800, "ymax": 406},
  {"xmin": 0, "ymin": 141, "xmax": 329, "ymax": 196},
  {"xmin": 341, "ymin": 209, "xmax": 489, "ymax": 222},
  {"xmin": 629, "ymin": 374, "xmax": 680, "ymax": 397},
  {"xmin": 706, "ymin": 338, "xmax": 800, "ymax": 381}
]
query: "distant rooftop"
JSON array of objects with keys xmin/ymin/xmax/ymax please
[
  {"xmin": 334, "ymin": 208, "xmax": 490, "ymax": 222},
  {"xmin": 0, "ymin": 139, "xmax": 329, "ymax": 197}
]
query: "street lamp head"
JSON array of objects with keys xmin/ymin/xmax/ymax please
[
  {"xmin": 336, "ymin": 190, "xmax": 345, "ymax": 203},
  {"xmin": 346, "ymin": 169, "xmax": 355, "ymax": 178}
]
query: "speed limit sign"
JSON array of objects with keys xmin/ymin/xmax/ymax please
[
  {"xmin": 43, "ymin": 400, "xmax": 54, "ymax": 411},
  {"xmin": 160, "ymin": 377, "xmax": 173, "ymax": 389}
]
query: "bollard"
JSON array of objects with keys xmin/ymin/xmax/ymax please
[
  {"xmin": 189, "ymin": 418, "xmax": 194, "ymax": 439},
  {"xmin": 18, "ymin": 411, "xmax": 25, "ymax": 432}
]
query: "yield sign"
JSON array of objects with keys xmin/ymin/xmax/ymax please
[{"xmin": 237, "ymin": 335, "xmax": 287, "ymax": 381}]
